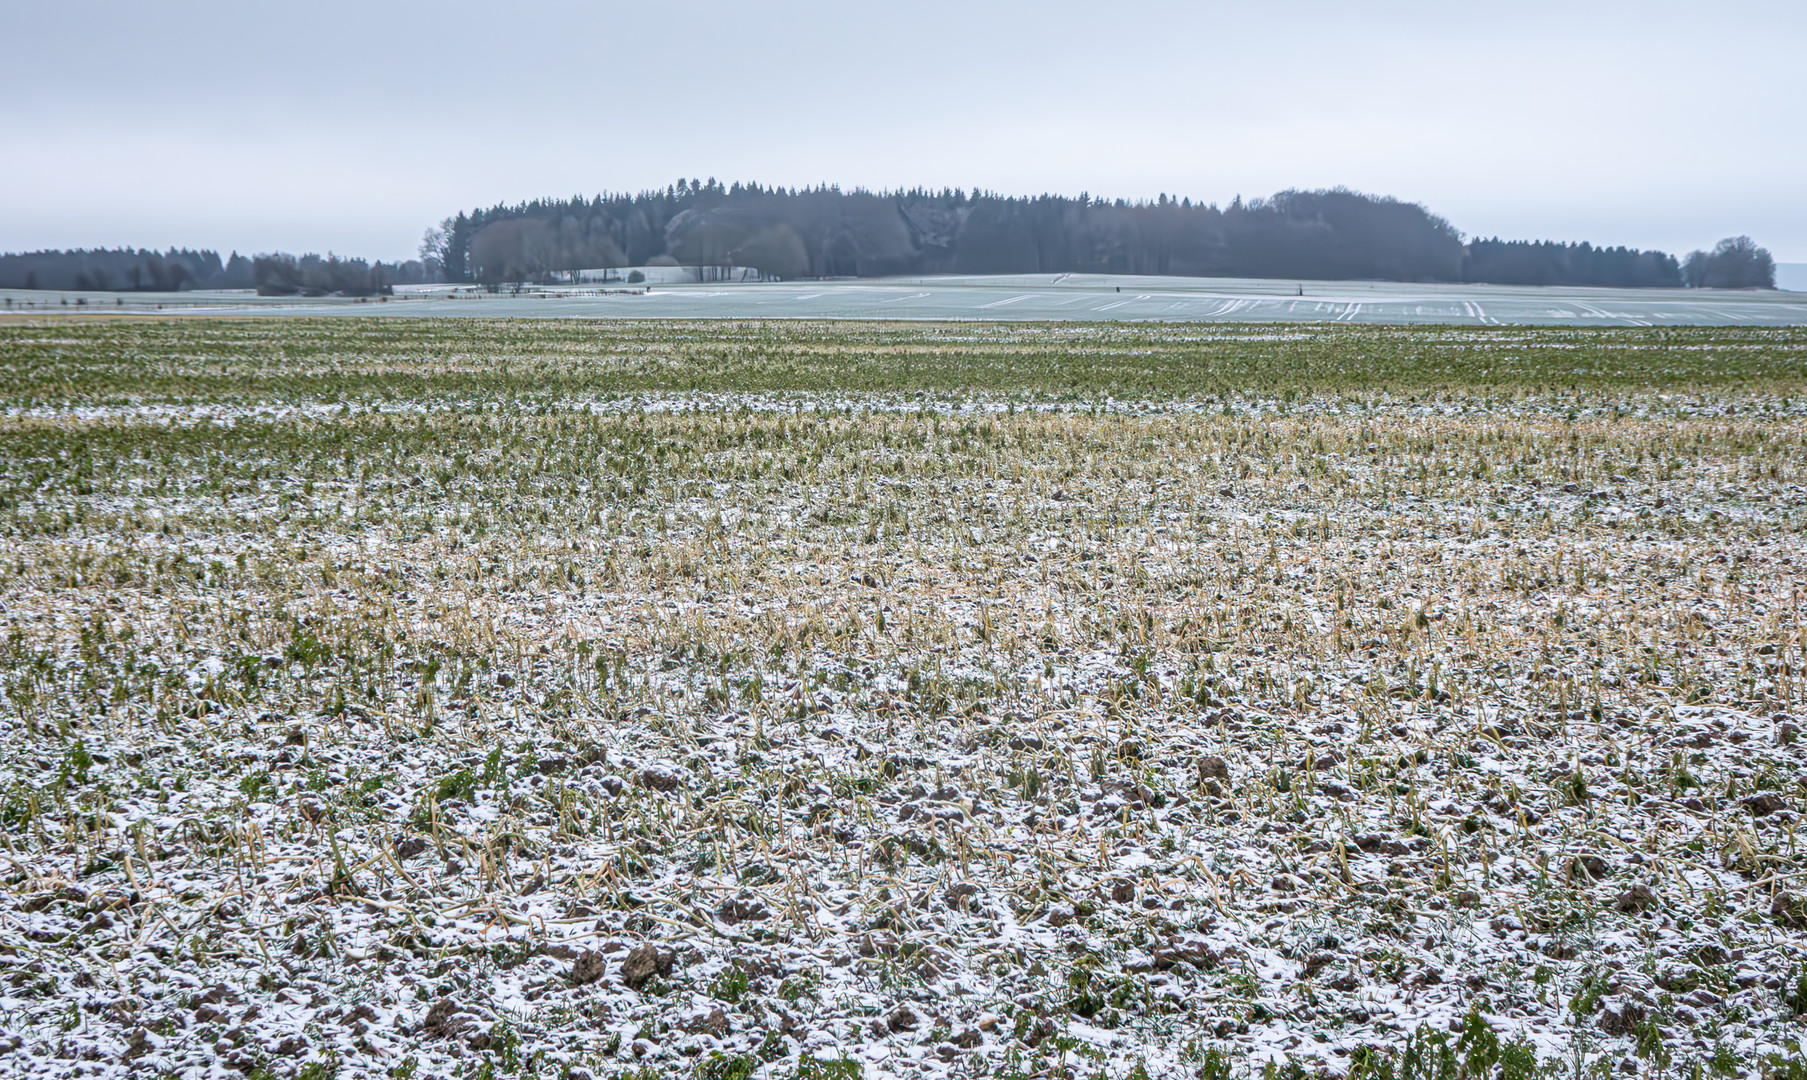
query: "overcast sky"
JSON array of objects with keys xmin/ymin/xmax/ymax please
[{"xmin": 3, "ymin": 0, "xmax": 1802, "ymax": 262}]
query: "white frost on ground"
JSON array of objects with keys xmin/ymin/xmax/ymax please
[{"xmin": 1, "ymin": 382, "xmax": 1805, "ymax": 1080}]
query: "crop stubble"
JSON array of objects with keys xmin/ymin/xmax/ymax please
[{"xmin": 1, "ymin": 320, "xmax": 1805, "ymax": 1079}]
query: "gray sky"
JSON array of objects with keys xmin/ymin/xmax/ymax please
[{"xmin": 3, "ymin": 0, "xmax": 1802, "ymax": 262}]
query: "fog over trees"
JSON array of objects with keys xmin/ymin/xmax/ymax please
[{"xmin": 0, "ymin": 183, "xmax": 1779, "ymax": 292}]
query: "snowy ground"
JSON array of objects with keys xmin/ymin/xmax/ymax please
[
  {"xmin": 0, "ymin": 321, "xmax": 1805, "ymax": 1080},
  {"xmin": 5, "ymin": 273, "xmax": 1807, "ymax": 326}
]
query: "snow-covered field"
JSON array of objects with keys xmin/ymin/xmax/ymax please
[
  {"xmin": 1, "ymin": 320, "xmax": 1805, "ymax": 1080},
  {"xmin": 6, "ymin": 273, "xmax": 1807, "ymax": 326}
]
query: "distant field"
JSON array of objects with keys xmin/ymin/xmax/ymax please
[
  {"xmin": 3, "ymin": 320, "xmax": 1806, "ymax": 1080},
  {"xmin": 6, "ymin": 273, "xmax": 1807, "ymax": 326},
  {"xmin": 4, "ymin": 319, "xmax": 1807, "ymax": 405}
]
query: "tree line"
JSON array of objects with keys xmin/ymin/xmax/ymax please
[
  {"xmin": 0, "ymin": 248, "xmax": 439, "ymax": 295},
  {"xmin": 249, "ymin": 254, "xmax": 411, "ymax": 297},
  {"xmin": 427, "ymin": 180, "xmax": 1773, "ymax": 289},
  {"xmin": 1459, "ymin": 239, "xmax": 1681, "ymax": 287},
  {"xmin": 0, "ymin": 248, "xmax": 247, "ymax": 292},
  {"xmin": 1453, "ymin": 235, "xmax": 1776, "ymax": 289},
  {"xmin": 1681, "ymin": 236, "xmax": 1775, "ymax": 289},
  {"xmin": 430, "ymin": 182, "xmax": 1481, "ymax": 284},
  {"xmin": 2, "ymin": 185, "xmax": 1779, "ymax": 292}
]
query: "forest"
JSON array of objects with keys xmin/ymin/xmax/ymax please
[
  {"xmin": 0, "ymin": 248, "xmax": 250, "ymax": 292},
  {"xmin": 0, "ymin": 247, "xmax": 435, "ymax": 295},
  {"xmin": 0, "ymin": 184, "xmax": 1778, "ymax": 291},
  {"xmin": 431, "ymin": 181, "xmax": 1704, "ymax": 288}
]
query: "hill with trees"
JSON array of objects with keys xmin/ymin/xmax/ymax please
[
  {"xmin": 2, "ymin": 185, "xmax": 1777, "ymax": 293},
  {"xmin": 430, "ymin": 181, "xmax": 1697, "ymax": 289}
]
